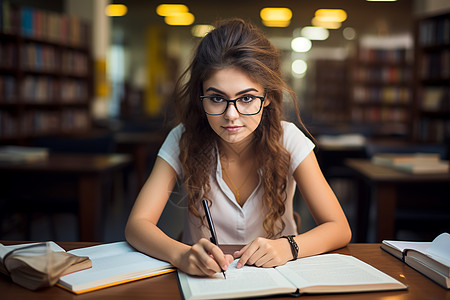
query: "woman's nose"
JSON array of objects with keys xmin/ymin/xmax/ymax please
[{"xmin": 224, "ymin": 102, "xmax": 240, "ymax": 120}]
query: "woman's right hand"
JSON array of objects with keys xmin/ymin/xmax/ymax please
[{"xmin": 175, "ymin": 238, "xmax": 234, "ymax": 276}]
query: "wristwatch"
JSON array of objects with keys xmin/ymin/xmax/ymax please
[{"xmin": 281, "ymin": 235, "xmax": 299, "ymax": 260}]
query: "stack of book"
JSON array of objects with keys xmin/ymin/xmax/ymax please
[
  {"xmin": 371, "ymin": 152, "xmax": 449, "ymax": 174},
  {"xmin": 0, "ymin": 146, "xmax": 48, "ymax": 162},
  {"xmin": 381, "ymin": 232, "xmax": 449, "ymax": 289}
]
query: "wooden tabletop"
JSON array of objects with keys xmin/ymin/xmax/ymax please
[
  {"xmin": 0, "ymin": 154, "xmax": 132, "ymax": 173},
  {"xmin": 1, "ymin": 242, "xmax": 448, "ymax": 300},
  {"xmin": 346, "ymin": 159, "xmax": 450, "ymax": 182}
]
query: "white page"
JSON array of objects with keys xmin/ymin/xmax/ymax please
[
  {"xmin": 179, "ymin": 260, "xmax": 296, "ymax": 300},
  {"xmin": 382, "ymin": 240, "xmax": 431, "ymax": 253},
  {"xmin": 276, "ymin": 254, "xmax": 402, "ymax": 289},
  {"xmin": 426, "ymin": 233, "xmax": 450, "ymax": 266}
]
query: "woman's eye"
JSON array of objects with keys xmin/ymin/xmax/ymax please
[
  {"xmin": 240, "ymin": 96, "xmax": 255, "ymax": 103},
  {"xmin": 210, "ymin": 96, "xmax": 225, "ymax": 103}
]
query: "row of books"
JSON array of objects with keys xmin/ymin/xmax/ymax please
[
  {"xmin": 417, "ymin": 118, "xmax": 450, "ymax": 143},
  {"xmin": 0, "ymin": 109, "xmax": 90, "ymax": 138},
  {"xmin": 21, "ymin": 43, "xmax": 89, "ymax": 76},
  {"xmin": 0, "ymin": 75, "xmax": 15, "ymax": 102},
  {"xmin": 372, "ymin": 153, "xmax": 449, "ymax": 174},
  {"xmin": 353, "ymin": 86, "xmax": 411, "ymax": 104},
  {"xmin": 0, "ymin": 1, "xmax": 90, "ymax": 48},
  {"xmin": 21, "ymin": 76, "xmax": 88, "ymax": 103},
  {"xmin": 1, "ymin": 42, "xmax": 89, "ymax": 75},
  {"xmin": 420, "ymin": 87, "xmax": 450, "ymax": 112},
  {"xmin": 0, "ymin": 41, "xmax": 16, "ymax": 69},
  {"xmin": 419, "ymin": 16, "xmax": 450, "ymax": 47},
  {"xmin": 420, "ymin": 50, "xmax": 450, "ymax": 80},
  {"xmin": 352, "ymin": 106, "xmax": 408, "ymax": 123},
  {"xmin": 358, "ymin": 48, "xmax": 411, "ymax": 64},
  {"xmin": 0, "ymin": 76, "xmax": 88, "ymax": 103},
  {"xmin": 353, "ymin": 66, "xmax": 412, "ymax": 84}
]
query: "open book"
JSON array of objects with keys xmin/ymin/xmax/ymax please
[
  {"xmin": 57, "ymin": 241, "xmax": 174, "ymax": 294},
  {"xmin": 0, "ymin": 242, "xmax": 91, "ymax": 290},
  {"xmin": 381, "ymin": 232, "xmax": 450, "ymax": 289},
  {"xmin": 177, "ymin": 253, "xmax": 407, "ymax": 300}
]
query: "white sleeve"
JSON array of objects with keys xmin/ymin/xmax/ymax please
[
  {"xmin": 157, "ymin": 124, "xmax": 184, "ymax": 176},
  {"xmin": 282, "ymin": 121, "xmax": 315, "ymax": 174}
]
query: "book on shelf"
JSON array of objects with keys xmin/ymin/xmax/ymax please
[
  {"xmin": 0, "ymin": 241, "xmax": 92, "ymax": 291},
  {"xmin": 371, "ymin": 152, "xmax": 449, "ymax": 174},
  {"xmin": 0, "ymin": 145, "xmax": 48, "ymax": 162},
  {"xmin": 57, "ymin": 241, "xmax": 174, "ymax": 294},
  {"xmin": 381, "ymin": 232, "xmax": 450, "ymax": 289},
  {"xmin": 177, "ymin": 253, "xmax": 407, "ymax": 300}
]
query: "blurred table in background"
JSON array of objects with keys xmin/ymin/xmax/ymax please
[
  {"xmin": 346, "ymin": 159, "xmax": 450, "ymax": 242},
  {"xmin": 0, "ymin": 154, "xmax": 131, "ymax": 241}
]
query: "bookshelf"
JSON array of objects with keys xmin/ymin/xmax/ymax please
[
  {"xmin": 351, "ymin": 36, "xmax": 413, "ymax": 138},
  {"xmin": 0, "ymin": 3, "xmax": 92, "ymax": 144},
  {"xmin": 312, "ymin": 59, "xmax": 350, "ymax": 125},
  {"xmin": 414, "ymin": 11, "xmax": 450, "ymax": 144}
]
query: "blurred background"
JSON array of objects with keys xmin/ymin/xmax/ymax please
[{"xmin": 0, "ymin": 0, "xmax": 449, "ymax": 243}]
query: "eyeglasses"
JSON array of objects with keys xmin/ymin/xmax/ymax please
[{"xmin": 200, "ymin": 94, "xmax": 265, "ymax": 115}]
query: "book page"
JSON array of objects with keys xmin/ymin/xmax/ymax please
[
  {"xmin": 178, "ymin": 260, "xmax": 296, "ymax": 300},
  {"xmin": 276, "ymin": 254, "xmax": 405, "ymax": 292},
  {"xmin": 426, "ymin": 233, "xmax": 450, "ymax": 264},
  {"xmin": 382, "ymin": 240, "xmax": 431, "ymax": 253}
]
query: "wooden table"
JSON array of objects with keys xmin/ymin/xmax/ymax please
[
  {"xmin": 0, "ymin": 241, "xmax": 448, "ymax": 300},
  {"xmin": 0, "ymin": 154, "xmax": 131, "ymax": 242},
  {"xmin": 345, "ymin": 159, "xmax": 450, "ymax": 242}
]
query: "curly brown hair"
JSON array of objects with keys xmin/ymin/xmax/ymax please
[{"xmin": 173, "ymin": 19, "xmax": 308, "ymax": 238}]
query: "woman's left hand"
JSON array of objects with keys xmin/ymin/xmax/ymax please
[{"xmin": 233, "ymin": 237, "xmax": 293, "ymax": 269}]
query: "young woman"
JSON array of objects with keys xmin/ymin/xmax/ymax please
[{"xmin": 125, "ymin": 19, "xmax": 351, "ymax": 277}]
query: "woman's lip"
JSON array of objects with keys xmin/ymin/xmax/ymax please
[{"xmin": 222, "ymin": 125, "xmax": 243, "ymax": 132}]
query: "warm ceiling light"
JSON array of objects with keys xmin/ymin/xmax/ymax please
[
  {"xmin": 156, "ymin": 4, "xmax": 188, "ymax": 16},
  {"xmin": 105, "ymin": 4, "xmax": 127, "ymax": 17},
  {"xmin": 165, "ymin": 12, "xmax": 195, "ymax": 26},
  {"xmin": 260, "ymin": 7, "xmax": 292, "ymax": 27},
  {"xmin": 311, "ymin": 17, "xmax": 342, "ymax": 29},
  {"xmin": 314, "ymin": 9, "xmax": 347, "ymax": 23},
  {"xmin": 262, "ymin": 20, "xmax": 291, "ymax": 27},
  {"xmin": 192, "ymin": 24, "xmax": 215, "ymax": 37},
  {"xmin": 301, "ymin": 26, "xmax": 329, "ymax": 41}
]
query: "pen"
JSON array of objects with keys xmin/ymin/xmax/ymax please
[{"xmin": 202, "ymin": 199, "xmax": 226, "ymax": 279}]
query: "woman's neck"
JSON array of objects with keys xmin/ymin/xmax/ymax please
[{"xmin": 218, "ymin": 137, "xmax": 255, "ymax": 163}]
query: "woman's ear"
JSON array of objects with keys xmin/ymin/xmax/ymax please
[{"xmin": 263, "ymin": 97, "xmax": 271, "ymax": 107}]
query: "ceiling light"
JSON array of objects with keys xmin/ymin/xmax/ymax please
[
  {"xmin": 260, "ymin": 7, "xmax": 292, "ymax": 27},
  {"xmin": 314, "ymin": 9, "xmax": 347, "ymax": 23},
  {"xmin": 105, "ymin": 4, "xmax": 127, "ymax": 17},
  {"xmin": 156, "ymin": 4, "xmax": 188, "ymax": 16},
  {"xmin": 300, "ymin": 26, "xmax": 329, "ymax": 41},
  {"xmin": 343, "ymin": 27, "xmax": 357, "ymax": 40},
  {"xmin": 192, "ymin": 25, "xmax": 215, "ymax": 37},
  {"xmin": 311, "ymin": 18, "xmax": 342, "ymax": 29},
  {"xmin": 291, "ymin": 37, "xmax": 312, "ymax": 53},
  {"xmin": 165, "ymin": 12, "xmax": 195, "ymax": 26}
]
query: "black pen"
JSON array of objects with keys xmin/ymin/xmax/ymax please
[{"xmin": 202, "ymin": 199, "xmax": 226, "ymax": 279}]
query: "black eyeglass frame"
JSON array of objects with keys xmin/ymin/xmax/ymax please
[{"xmin": 200, "ymin": 94, "xmax": 266, "ymax": 116}]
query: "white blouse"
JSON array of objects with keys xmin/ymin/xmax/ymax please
[{"xmin": 157, "ymin": 121, "xmax": 315, "ymax": 244}]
